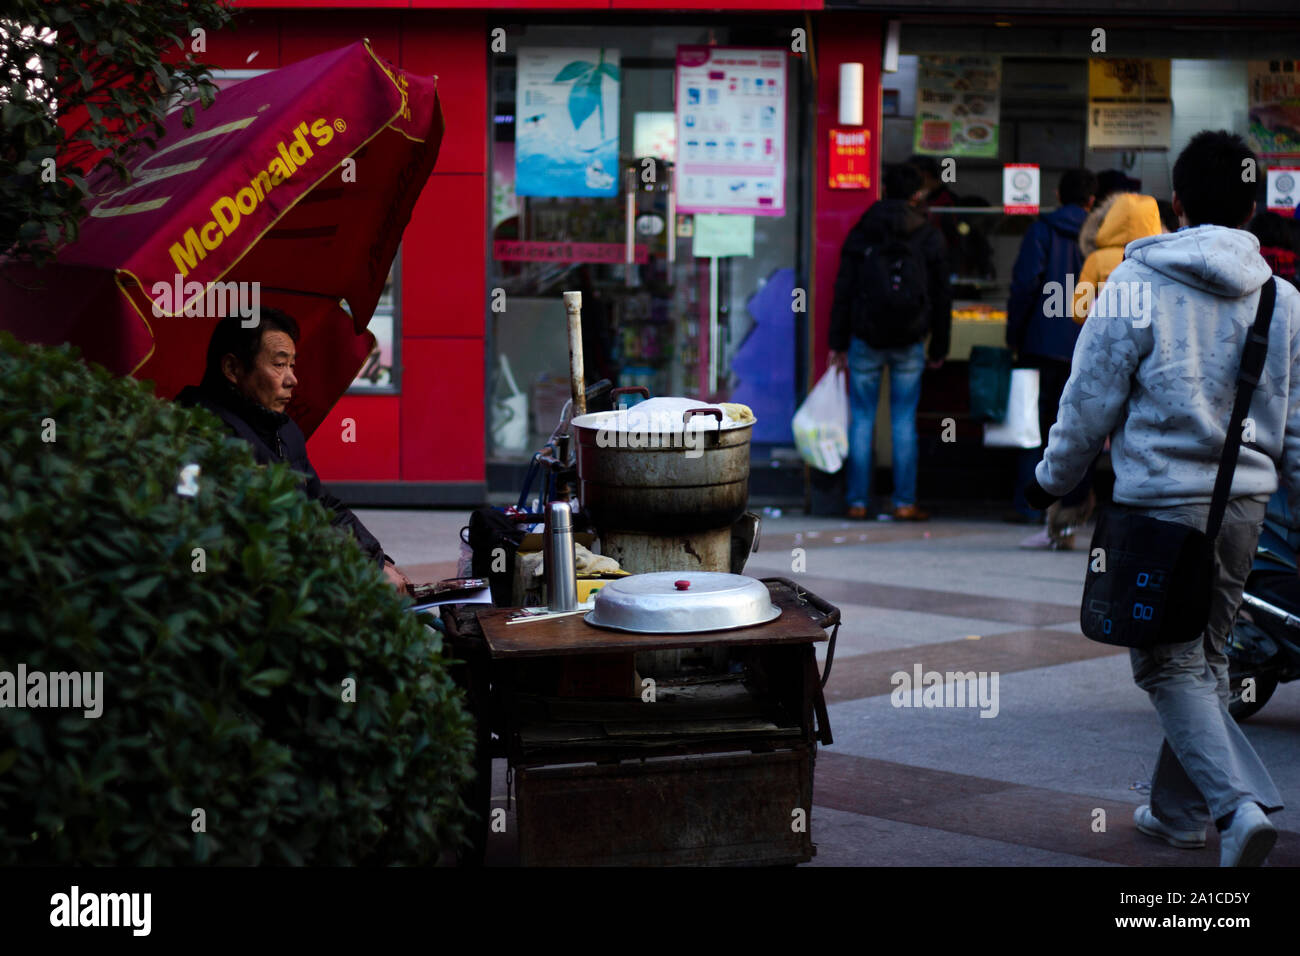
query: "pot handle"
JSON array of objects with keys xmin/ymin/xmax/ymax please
[
  {"xmin": 610, "ymin": 386, "xmax": 650, "ymax": 406},
  {"xmin": 682, "ymin": 407, "xmax": 724, "ymax": 428}
]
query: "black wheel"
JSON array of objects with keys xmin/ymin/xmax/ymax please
[{"xmin": 1227, "ymin": 668, "xmax": 1279, "ymax": 721}]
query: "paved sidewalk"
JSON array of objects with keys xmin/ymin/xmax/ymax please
[{"xmin": 357, "ymin": 508, "xmax": 1300, "ymax": 866}]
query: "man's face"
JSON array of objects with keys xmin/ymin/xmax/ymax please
[{"xmin": 225, "ymin": 329, "xmax": 297, "ymax": 412}]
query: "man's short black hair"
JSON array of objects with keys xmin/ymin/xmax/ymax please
[
  {"xmin": 883, "ymin": 163, "xmax": 923, "ymax": 200},
  {"xmin": 1058, "ymin": 169, "xmax": 1098, "ymax": 207},
  {"xmin": 1172, "ymin": 130, "xmax": 1258, "ymax": 227},
  {"xmin": 906, "ymin": 154, "xmax": 942, "ymax": 180},
  {"xmin": 201, "ymin": 307, "xmax": 299, "ymax": 387}
]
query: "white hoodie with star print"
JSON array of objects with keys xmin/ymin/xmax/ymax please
[{"xmin": 1036, "ymin": 224, "xmax": 1300, "ymax": 514}]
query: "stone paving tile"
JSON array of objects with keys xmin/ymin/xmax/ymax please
[
  {"xmin": 806, "ymin": 805, "xmax": 1118, "ymax": 867},
  {"xmin": 750, "ymin": 572, "xmax": 1078, "ymax": 629},
  {"xmin": 812, "ymin": 750, "xmax": 1300, "ymax": 867},
  {"xmin": 822, "ymin": 627, "xmax": 1125, "ymax": 704},
  {"xmin": 811, "ymin": 602, "xmax": 1022, "ymax": 661}
]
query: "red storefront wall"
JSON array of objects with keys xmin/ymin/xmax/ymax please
[{"xmin": 222, "ymin": 1, "xmax": 881, "ymax": 503}]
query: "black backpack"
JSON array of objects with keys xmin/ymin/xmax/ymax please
[{"xmin": 854, "ymin": 233, "xmax": 930, "ymax": 349}]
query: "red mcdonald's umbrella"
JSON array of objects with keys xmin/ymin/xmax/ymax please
[{"xmin": 0, "ymin": 39, "xmax": 442, "ymax": 436}]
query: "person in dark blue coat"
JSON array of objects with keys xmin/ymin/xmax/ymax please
[
  {"xmin": 1005, "ymin": 169, "xmax": 1097, "ymax": 531},
  {"xmin": 178, "ymin": 310, "xmax": 410, "ymax": 593}
]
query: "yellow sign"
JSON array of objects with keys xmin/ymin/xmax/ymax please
[{"xmin": 1088, "ymin": 60, "xmax": 1171, "ymax": 101}]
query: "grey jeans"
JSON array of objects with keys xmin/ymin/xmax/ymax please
[{"xmin": 1127, "ymin": 496, "xmax": 1283, "ymax": 830}]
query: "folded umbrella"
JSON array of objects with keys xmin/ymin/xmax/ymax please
[{"xmin": 0, "ymin": 39, "xmax": 443, "ymax": 436}]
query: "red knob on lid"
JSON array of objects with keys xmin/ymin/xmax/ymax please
[{"xmin": 674, "ymin": 580, "xmax": 691, "ymax": 590}]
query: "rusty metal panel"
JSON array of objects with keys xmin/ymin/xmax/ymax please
[{"xmin": 516, "ymin": 750, "xmax": 813, "ymax": 866}]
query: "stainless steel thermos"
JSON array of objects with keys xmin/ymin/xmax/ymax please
[{"xmin": 545, "ymin": 500, "xmax": 578, "ymax": 612}]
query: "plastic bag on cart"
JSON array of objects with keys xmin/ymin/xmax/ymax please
[{"xmin": 792, "ymin": 367, "xmax": 849, "ymax": 473}]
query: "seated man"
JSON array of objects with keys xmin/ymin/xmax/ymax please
[{"xmin": 178, "ymin": 309, "xmax": 410, "ymax": 593}]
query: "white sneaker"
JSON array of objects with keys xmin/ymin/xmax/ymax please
[
  {"xmin": 1019, "ymin": 527, "xmax": 1075, "ymax": 551},
  {"xmin": 1134, "ymin": 805, "xmax": 1206, "ymax": 848},
  {"xmin": 1219, "ymin": 802, "xmax": 1276, "ymax": 867}
]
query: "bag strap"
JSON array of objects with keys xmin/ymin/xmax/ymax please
[{"xmin": 1207, "ymin": 278, "xmax": 1278, "ymax": 540}]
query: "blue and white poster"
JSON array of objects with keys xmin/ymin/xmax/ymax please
[{"xmin": 515, "ymin": 48, "xmax": 621, "ymax": 198}]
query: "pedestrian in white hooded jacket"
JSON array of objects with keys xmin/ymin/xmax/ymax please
[{"xmin": 1026, "ymin": 130, "xmax": 1300, "ymax": 867}]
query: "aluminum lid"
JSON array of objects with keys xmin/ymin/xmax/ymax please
[{"xmin": 584, "ymin": 571, "xmax": 781, "ymax": 634}]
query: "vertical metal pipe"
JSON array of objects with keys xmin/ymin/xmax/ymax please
[
  {"xmin": 708, "ymin": 255, "xmax": 719, "ymax": 395},
  {"xmin": 563, "ymin": 290, "xmax": 586, "ymax": 417},
  {"xmin": 666, "ymin": 166, "xmax": 676, "ymax": 267},
  {"xmin": 625, "ymin": 166, "xmax": 637, "ymax": 287}
]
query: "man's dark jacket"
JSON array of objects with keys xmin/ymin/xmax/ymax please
[
  {"xmin": 1005, "ymin": 203, "xmax": 1089, "ymax": 362},
  {"xmin": 178, "ymin": 381, "xmax": 388, "ymax": 567},
  {"xmin": 829, "ymin": 198, "xmax": 953, "ymax": 361}
]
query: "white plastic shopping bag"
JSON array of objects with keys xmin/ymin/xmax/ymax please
[
  {"xmin": 793, "ymin": 367, "xmax": 850, "ymax": 473},
  {"xmin": 983, "ymin": 368, "xmax": 1041, "ymax": 448}
]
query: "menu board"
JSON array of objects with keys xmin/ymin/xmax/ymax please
[
  {"xmin": 1087, "ymin": 59, "xmax": 1171, "ymax": 151},
  {"xmin": 912, "ymin": 55, "xmax": 1000, "ymax": 159},
  {"xmin": 515, "ymin": 48, "xmax": 621, "ymax": 198},
  {"xmin": 1249, "ymin": 61, "xmax": 1300, "ymax": 159},
  {"xmin": 674, "ymin": 46, "xmax": 787, "ymax": 216}
]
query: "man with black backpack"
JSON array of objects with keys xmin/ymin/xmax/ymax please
[{"xmin": 829, "ymin": 163, "xmax": 952, "ymax": 521}]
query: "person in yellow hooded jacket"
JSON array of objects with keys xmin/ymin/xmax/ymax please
[{"xmin": 1072, "ymin": 192, "xmax": 1165, "ymax": 323}]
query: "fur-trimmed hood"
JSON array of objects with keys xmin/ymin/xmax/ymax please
[{"xmin": 1078, "ymin": 192, "xmax": 1123, "ymax": 259}]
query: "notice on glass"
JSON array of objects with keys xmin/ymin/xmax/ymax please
[
  {"xmin": 912, "ymin": 55, "xmax": 1000, "ymax": 159},
  {"xmin": 1003, "ymin": 164, "xmax": 1040, "ymax": 216},
  {"xmin": 1267, "ymin": 167, "xmax": 1299, "ymax": 215},
  {"xmin": 515, "ymin": 47, "xmax": 621, "ymax": 198},
  {"xmin": 1087, "ymin": 59, "xmax": 1171, "ymax": 151},
  {"xmin": 1249, "ymin": 61, "xmax": 1300, "ymax": 159},
  {"xmin": 692, "ymin": 214, "xmax": 755, "ymax": 258},
  {"xmin": 675, "ymin": 46, "xmax": 787, "ymax": 216}
]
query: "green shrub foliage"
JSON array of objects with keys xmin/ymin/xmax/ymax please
[{"xmin": 0, "ymin": 335, "xmax": 475, "ymax": 864}]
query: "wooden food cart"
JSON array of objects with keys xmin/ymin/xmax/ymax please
[{"xmin": 444, "ymin": 577, "xmax": 838, "ymax": 866}]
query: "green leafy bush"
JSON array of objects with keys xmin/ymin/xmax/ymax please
[{"xmin": 0, "ymin": 334, "xmax": 475, "ymax": 864}]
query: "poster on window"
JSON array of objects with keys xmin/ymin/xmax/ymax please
[
  {"xmin": 1086, "ymin": 59, "xmax": 1171, "ymax": 150},
  {"xmin": 1249, "ymin": 61, "xmax": 1300, "ymax": 159},
  {"xmin": 912, "ymin": 55, "xmax": 1000, "ymax": 159},
  {"xmin": 515, "ymin": 48, "xmax": 621, "ymax": 197},
  {"xmin": 674, "ymin": 46, "xmax": 786, "ymax": 216}
]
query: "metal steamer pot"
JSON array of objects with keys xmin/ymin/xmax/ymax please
[{"xmin": 571, "ymin": 389, "xmax": 753, "ymax": 537}]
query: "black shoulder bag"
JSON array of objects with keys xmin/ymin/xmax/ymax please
[{"xmin": 1080, "ymin": 278, "xmax": 1277, "ymax": 648}]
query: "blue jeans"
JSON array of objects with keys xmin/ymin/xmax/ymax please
[{"xmin": 846, "ymin": 338, "xmax": 925, "ymax": 510}]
